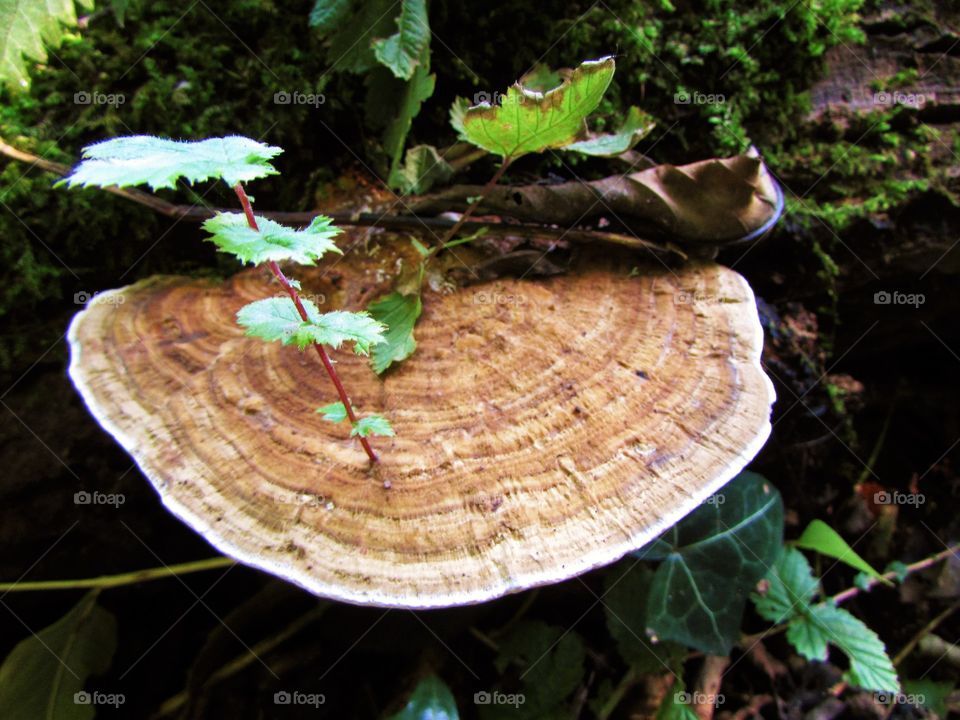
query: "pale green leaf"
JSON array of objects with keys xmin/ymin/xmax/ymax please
[
  {"xmin": 390, "ymin": 144, "xmax": 453, "ymax": 195},
  {"xmin": 0, "ymin": 0, "xmax": 93, "ymax": 90},
  {"xmin": 203, "ymin": 213, "xmax": 342, "ymax": 265},
  {"xmin": 387, "ymin": 675, "xmax": 458, "ymax": 720},
  {"xmin": 61, "ymin": 135, "xmax": 282, "ymax": 190},
  {"xmin": 316, "ymin": 402, "xmax": 348, "ymax": 423},
  {"xmin": 309, "ymin": 0, "xmax": 352, "ymax": 30},
  {"xmin": 460, "ymin": 56, "xmax": 615, "ymax": 159},
  {"xmin": 566, "ymin": 106, "xmax": 656, "ymax": 157},
  {"xmin": 367, "ymin": 291, "xmax": 422, "ymax": 374},
  {"xmin": 795, "ymin": 519, "xmax": 886, "ymax": 582},
  {"xmin": 236, "ymin": 298, "xmax": 386, "ymax": 353},
  {"xmin": 351, "ymin": 414, "xmax": 395, "ymax": 438},
  {"xmin": 801, "ymin": 603, "xmax": 899, "ymax": 693},
  {"xmin": 372, "ymin": 0, "xmax": 429, "ymax": 81},
  {"xmin": 0, "ymin": 591, "xmax": 117, "ymax": 720},
  {"xmin": 449, "ymin": 96, "xmax": 469, "ymax": 141}
]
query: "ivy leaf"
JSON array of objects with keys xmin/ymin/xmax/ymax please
[
  {"xmin": 387, "ymin": 675, "xmax": 459, "ymax": 720},
  {"xmin": 391, "ymin": 145, "xmax": 453, "ymax": 195},
  {"xmin": 61, "ymin": 135, "xmax": 282, "ymax": 190},
  {"xmin": 799, "ymin": 603, "xmax": 899, "ymax": 693},
  {"xmin": 203, "ymin": 213, "xmax": 342, "ymax": 266},
  {"xmin": 795, "ymin": 519, "xmax": 887, "ymax": 583},
  {"xmin": 751, "ymin": 546, "xmax": 819, "ymax": 624},
  {"xmin": 0, "ymin": 591, "xmax": 117, "ymax": 720},
  {"xmin": 602, "ymin": 563, "xmax": 687, "ymax": 673},
  {"xmin": 309, "ymin": 0, "xmax": 352, "ymax": 31},
  {"xmin": 372, "ymin": 0, "xmax": 430, "ymax": 81},
  {"xmin": 236, "ymin": 298, "xmax": 386, "ymax": 353},
  {"xmin": 367, "ymin": 292, "xmax": 422, "ymax": 374},
  {"xmin": 566, "ymin": 106, "xmax": 656, "ymax": 157},
  {"xmin": 637, "ymin": 471, "xmax": 784, "ymax": 655},
  {"xmin": 0, "ymin": 0, "xmax": 93, "ymax": 90},
  {"xmin": 316, "ymin": 402, "xmax": 348, "ymax": 423},
  {"xmin": 459, "ymin": 56, "xmax": 615, "ymax": 160},
  {"xmin": 351, "ymin": 414, "xmax": 395, "ymax": 438}
]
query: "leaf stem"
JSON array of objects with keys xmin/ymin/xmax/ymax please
[
  {"xmin": 233, "ymin": 183, "xmax": 379, "ymax": 464},
  {"xmin": 437, "ymin": 156, "xmax": 512, "ymax": 246},
  {"xmin": 0, "ymin": 557, "xmax": 235, "ymax": 592}
]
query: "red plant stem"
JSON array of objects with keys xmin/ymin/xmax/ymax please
[
  {"xmin": 437, "ymin": 157, "xmax": 512, "ymax": 246},
  {"xmin": 233, "ymin": 183, "xmax": 379, "ymax": 464}
]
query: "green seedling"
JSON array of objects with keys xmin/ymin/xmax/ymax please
[{"xmin": 61, "ymin": 135, "xmax": 394, "ymax": 463}]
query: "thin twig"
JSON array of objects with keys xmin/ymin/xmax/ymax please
[{"xmin": 0, "ymin": 556, "xmax": 235, "ymax": 592}]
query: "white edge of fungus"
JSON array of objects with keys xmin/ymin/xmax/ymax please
[{"xmin": 67, "ymin": 271, "xmax": 776, "ymax": 609}]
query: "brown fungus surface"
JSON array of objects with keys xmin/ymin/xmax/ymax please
[{"xmin": 68, "ymin": 248, "xmax": 774, "ymax": 607}]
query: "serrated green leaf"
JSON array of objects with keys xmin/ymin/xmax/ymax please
[
  {"xmin": 751, "ymin": 546, "xmax": 820, "ymax": 624},
  {"xmin": 203, "ymin": 213, "xmax": 342, "ymax": 265},
  {"xmin": 0, "ymin": 0, "xmax": 93, "ymax": 90},
  {"xmin": 387, "ymin": 675, "xmax": 459, "ymax": 720},
  {"xmin": 566, "ymin": 106, "xmax": 656, "ymax": 157},
  {"xmin": 460, "ymin": 56, "xmax": 615, "ymax": 159},
  {"xmin": 391, "ymin": 145, "xmax": 453, "ymax": 195},
  {"xmin": 0, "ymin": 591, "xmax": 117, "ymax": 720},
  {"xmin": 351, "ymin": 414, "xmax": 394, "ymax": 438},
  {"xmin": 309, "ymin": 0, "xmax": 352, "ymax": 30},
  {"xmin": 367, "ymin": 291, "xmax": 422, "ymax": 374},
  {"xmin": 236, "ymin": 298, "xmax": 386, "ymax": 353},
  {"xmin": 638, "ymin": 471, "xmax": 784, "ymax": 655},
  {"xmin": 61, "ymin": 135, "xmax": 282, "ymax": 190},
  {"xmin": 800, "ymin": 603, "xmax": 899, "ymax": 693},
  {"xmin": 602, "ymin": 563, "xmax": 687, "ymax": 673},
  {"xmin": 795, "ymin": 519, "xmax": 886, "ymax": 582},
  {"xmin": 372, "ymin": 0, "xmax": 429, "ymax": 81},
  {"xmin": 449, "ymin": 97, "xmax": 469, "ymax": 141},
  {"xmin": 316, "ymin": 402, "xmax": 348, "ymax": 423}
]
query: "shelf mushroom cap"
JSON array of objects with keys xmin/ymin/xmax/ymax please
[{"xmin": 67, "ymin": 252, "xmax": 775, "ymax": 608}]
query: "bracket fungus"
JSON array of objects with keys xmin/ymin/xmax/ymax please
[{"xmin": 68, "ymin": 249, "xmax": 775, "ymax": 608}]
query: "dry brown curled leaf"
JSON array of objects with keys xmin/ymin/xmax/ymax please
[{"xmin": 410, "ymin": 152, "xmax": 782, "ymax": 246}]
